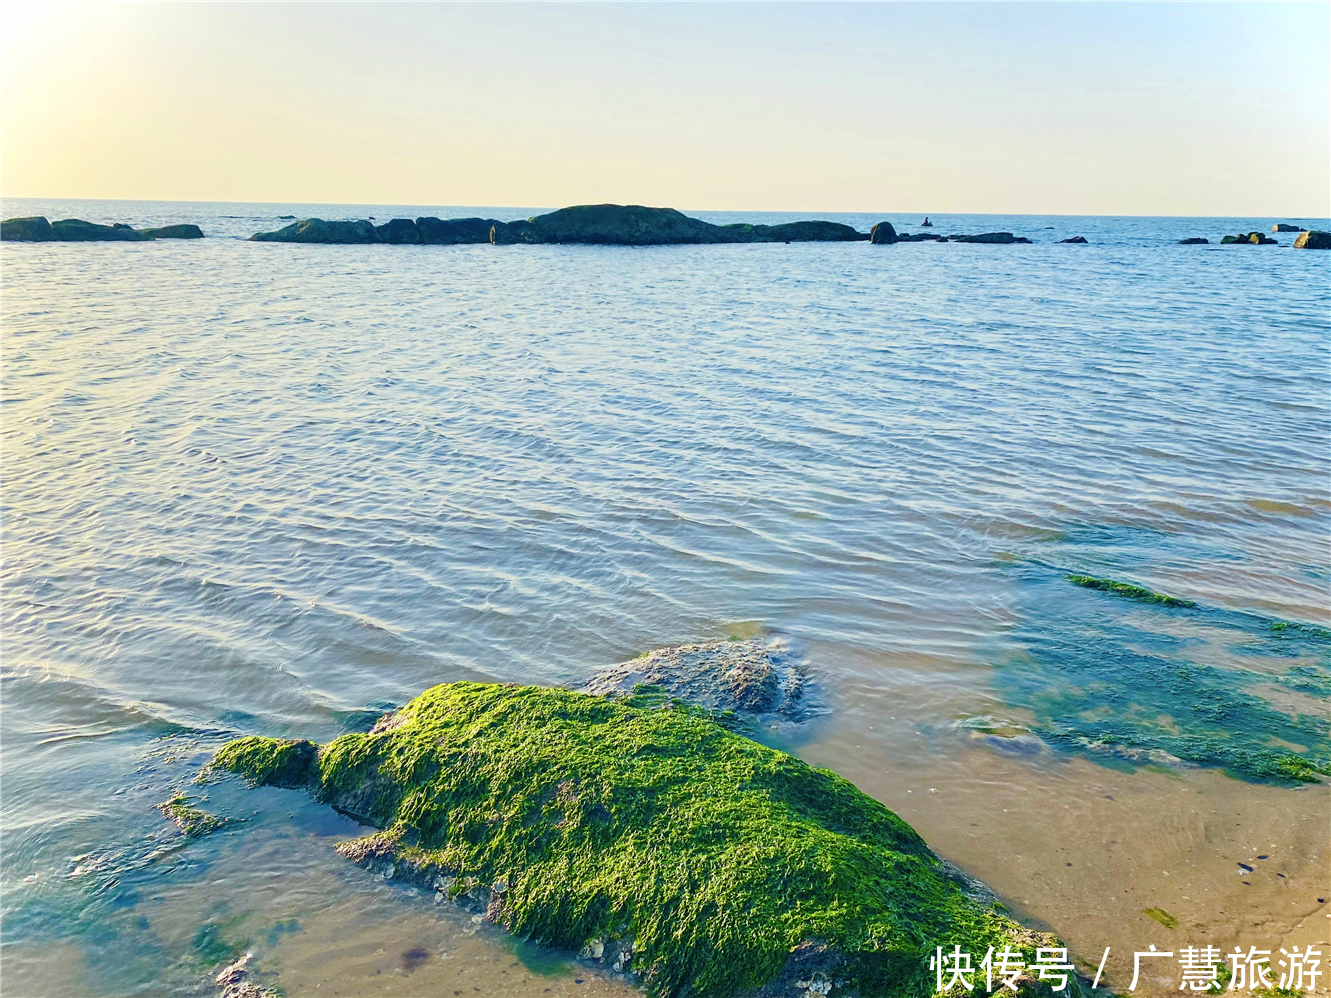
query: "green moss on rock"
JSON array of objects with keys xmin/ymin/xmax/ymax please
[
  {"xmin": 157, "ymin": 795, "xmax": 231, "ymax": 837},
  {"xmin": 1066, "ymin": 574, "xmax": 1196, "ymax": 607},
  {"xmin": 211, "ymin": 736, "xmax": 318, "ymax": 787},
  {"xmin": 212, "ymin": 682, "xmax": 1059, "ymax": 998}
]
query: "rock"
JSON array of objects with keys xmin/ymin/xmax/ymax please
[
  {"xmin": 416, "ymin": 216, "xmax": 498, "ymax": 244},
  {"xmin": 141, "ymin": 224, "xmax": 204, "ymax": 239},
  {"xmin": 214, "ymin": 954, "xmax": 280, "ymax": 998},
  {"xmin": 869, "ymin": 221, "xmax": 898, "ymax": 244},
  {"xmin": 720, "ymin": 220, "xmax": 866, "ymax": 243},
  {"xmin": 51, "ymin": 218, "xmax": 150, "ymax": 241},
  {"xmin": 489, "ymin": 219, "xmax": 538, "ymax": 245},
  {"xmin": 156, "ymin": 795, "xmax": 231, "ymax": 836},
  {"xmin": 1058, "ymin": 236, "xmax": 1088, "ymax": 244},
  {"xmin": 249, "ymin": 218, "xmax": 381, "ymax": 243},
  {"xmin": 896, "ymin": 232, "xmax": 946, "ymax": 242},
  {"xmin": 375, "ymin": 218, "xmax": 421, "ymax": 244},
  {"xmin": 1178, "ymin": 237, "xmax": 1209, "ymax": 245},
  {"xmin": 1221, "ymin": 231, "xmax": 1277, "ymax": 245},
  {"xmin": 1, "ymin": 216, "xmax": 56, "ymax": 241},
  {"xmin": 951, "ymin": 232, "xmax": 1030, "ymax": 244},
  {"xmin": 1273, "ymin": 224, "xmax": 1307, "ymax": 232},
  {"xmin": 1294, "ymin": 230, "xmax": 1331, "ymax": 249},
  {"xmin": 210, "ymin": 681, "xmax": 1068, "ymax": 998},
  {"xmin": 499, "ymin": 204, "xmax": 868, "ymax": 246},
  {"xmin": 579, "ymin": 636, "xmax": 817, "ymax": 721}
]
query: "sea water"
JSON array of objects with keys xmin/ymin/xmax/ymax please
[{"xmin": 2, "ymin": 199, "xmax": 1328, "ymax": 997}]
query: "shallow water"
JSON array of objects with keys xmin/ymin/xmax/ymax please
[{"xmin": 2, "ymin": 198, "xmax": 1329, "ymax": 997}]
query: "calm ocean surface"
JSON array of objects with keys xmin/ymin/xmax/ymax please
[{"xmin": 2, "ymin": 199, "xmax": 1329, "ymax": 997}]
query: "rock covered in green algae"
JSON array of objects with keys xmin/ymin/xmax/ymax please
[
  {"xmin": 156, "ymin": 795, "xmax": 233, "ymax": 837},
  {"xmin": 212, "ymin": 682, "xmax": 1065, "ymax": 998},
  {"xmin": 1294, "ymin": 230, "xmax": 1331, "ymax": 249}
]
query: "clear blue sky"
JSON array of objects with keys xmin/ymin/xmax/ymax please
[{"xmin": 3, "ymin": 2, "xmax": 1328, "ymax": 215}]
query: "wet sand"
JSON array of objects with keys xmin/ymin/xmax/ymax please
[{"xmin": 801, "ymin": 669, "xmax": 1331, "ymax": 998}]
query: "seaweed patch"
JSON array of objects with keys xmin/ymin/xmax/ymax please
[{"xmin": 991, "ymin": 568, "xmax": 1331, "ymax": 784}]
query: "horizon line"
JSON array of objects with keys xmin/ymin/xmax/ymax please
[{"xmin": 2, "ymin": 195, "xmax": 1328, "ymax": 223}]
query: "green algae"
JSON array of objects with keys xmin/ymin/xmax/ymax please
[
  {"xmin": 1066, "ymin": 575, "xmax": 1196, "ymax": 608},
  {"xmin": 156, "ymin": 796, "xmax": 232, "ymax": 837},
  {"xmin": 994, "ymin": 567, "xmax": 1331, "ymax": 785},
  {"xmin": 1142, "ymin": 908, "xmax": 1177, "ymax": 930},
  {"xmin": 213, "ymin": 682, "xmax": 1058, "ymax": 998}
]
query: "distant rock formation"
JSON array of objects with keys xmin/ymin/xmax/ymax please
[
  {"xmin": 1220, "ymin": 231, "xmax": 1278, "ymax": 245},
  {"xmin": 1, "ymin": 216, "xmax": 203, "ymax": 241},
  {"xmin": 1, "ymin": 216, "xmax": 55, "ymax": 241},
  {"xmin": 140, "ymin": 224, "xmax": 204, "ymax": 239},
  {"xmin": 950, "ymin": 232, "xmax": 1032, "ymax": 244},
  {"xmin": 1273, "ymin": 224, "xmax": 1307, "ymax": 233},
  {"xmin": 417, "ymin": 217, "xmax": 502, "ymax": 244},
  {"xmin": 1294, "ymin": 230, "xmax": 1331, "ymax": 249},
  {"xmin": 869, "ymin": 221, "xmax": 898, "ymax": 244},
  {"xmin": 249, "ymin": 218, "xmax": 378, "ymax": 243},
  {"xmin": 375, "ymin": 218, "xmax": 421, "ymax": 244},
  {"xmin": 896, "ymin": 232, "xmax": 946, "ymax": 242},
  {"xmin": 1058, "ymin": 236, "xmax": 1088, "ymax": 244},
  {"xmin": 1178, "ymin": 237, "xmax": 1209, "ymax": 245},
  {"xmin": 251, "ymin": 204, "xmax": 869, "ymax": 246}
]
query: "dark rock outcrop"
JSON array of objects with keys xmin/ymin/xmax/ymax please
[
  {"xmin": 1058, "ymin": 236, "xmax": 1088, "ymax": 244},
  {"xmin": 375, "ymin": 218, "xmax": 421, "ymax": 244},
  {"xmin": 896, "ymin": 231, "xmax": 946, "ymax": 242},
  {"xmin": 249, "ymin": 218, "xmax": 380, "ymax": 243},
  {"xmin": 1178, "ymin": 237, "xmax": 1209, "ymax": 245},
  {"xmin": 3, "ymin": 216, "xmax": 204, "ymax": 241},
  {"xmin": 1273, "ymin": 224, "xmax": 1307, "ymax": 233},
  {"xmin": 51, "ymin": 218, "xmax": 150, "ymax": 241},
  {"xmin": 869, "ymin": 221, "xmax": 898, "ymax": 244},
  {"xmin": 1221, "ymin": 231, "xmax": 1277, "ymax": 245},
  {"xmin": 493, "ymin": 204, "xmax": 867, "ymax": 246},
  {"xmin": 1294, "ymin": 230, "xmax": 1331, "ymax": 249},
  {"xmin": 1, "ymin": 216, "xmax": 56, "ymax": 241},
  {"xmin": 951, "ymin": 232, "xmax": 1031, "ymax": 244},
  {"xmin": 140, "ymin": 224, "xmax": 204, "ymax": 239},
  {"xmin": 416, "ymin": 216, "xmax": 500, "ymax": 244}
]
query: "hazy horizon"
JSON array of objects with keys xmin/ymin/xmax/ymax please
[{"xmin": 4, "ymin": 2, "xmax": 1329, "ymax": 217}]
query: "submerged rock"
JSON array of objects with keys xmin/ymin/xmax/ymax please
[
  {"xmin": 950, "ymin": 232, "xmax": 1032, "ymax": 244},
  {"xmin": 580, "ymin": 637, "xmax": 815, "ymax": 721},
  {"xmin": 249, "ymin": 218, "xmax": 380, "ymax": 243},
  {"xmin": 1, "ymin": 216, "xmax": 56, "ymax": 241},
  {"xmin": 1294, "ymin": 230, "xmax": 1331, "ymax": 249},
  {"xmin": 214, "ymin": 954, "xmax": 279, "ymax": 998},
  {"xmin": 869, "ymin": 221, "xmax": 898, "ymax": 244},
  {"xmin": 1057, "ymin": 236, "xmax": 1088, "ymax": 244},
  {"xmin": 1273, "ymin": 223, "xmax": 1307, "ymax": 232},
  {"xmin": 1177, "ymin": 237, "xmax": 1209, "ymax": 245},
  {"xmin": 157, "ymin": 795, "xmax": 232, "ymax": 837},
  {"xmin": 211, "ymin": 682, "xmax": 1068, "ymax": 998}
]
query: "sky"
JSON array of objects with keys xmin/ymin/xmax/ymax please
[{"xmin": 2, "ymin": 2, "xmax": 1328, "ymax": 216}]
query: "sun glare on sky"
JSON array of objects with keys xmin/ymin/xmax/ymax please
[{"xmin": 2, "ymin": 2, "xmax": 1328, "ymax": 215}]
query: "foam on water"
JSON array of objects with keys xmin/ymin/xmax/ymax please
[{"xmin": 2, "ymin": 198, "xmax": 1328, "ymax": 996}]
